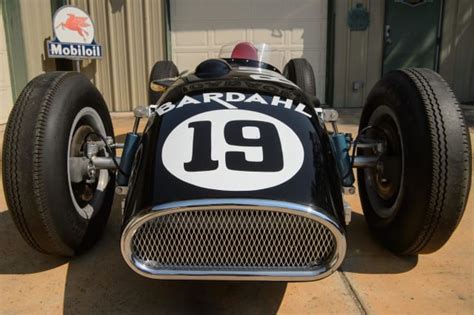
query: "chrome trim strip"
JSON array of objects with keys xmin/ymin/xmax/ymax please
[{"xmin": 121, "ymin": 198, "xmax": 346, "ymax": 281}]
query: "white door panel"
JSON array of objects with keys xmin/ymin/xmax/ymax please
[{"xmin": 170, "ymin": 0, "xmax": 327, "ymax": 102}]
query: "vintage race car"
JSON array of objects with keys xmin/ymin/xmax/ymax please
[{"xmin": 3, "ymin": 42, "xmax": 471, "ymax": 281}]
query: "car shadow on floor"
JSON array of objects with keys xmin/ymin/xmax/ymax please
[
  {"xmin": 0, "ymin": 200, "xmax": 417, "ymax": 313},
  {"xmin": 0, "ymin": 210, "xmax": 66, "ymax": 274},
  {"xmin": 341, "ymin": 212, "xmax": 418, "ymax": 274},
  {"xmin": 61, "ymin": 198, "xmax": 287, "ymax": 314}
]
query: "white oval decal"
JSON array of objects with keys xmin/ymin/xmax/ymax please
[{"xmin": 162, "ymin": 109, "xmax": 304, "ymax": 191}]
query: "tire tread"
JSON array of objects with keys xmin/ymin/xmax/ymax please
[
  {"xmin": 400, "ymin": 68, "xmax": 470, "ymax": 254},
  {"xmin": 32, "ymin": 72, "xmax": 74, "ymax": 254},
  {"xmin": 4, "ymin": 72, "xmax": 72, "ymax": 254},
  {"xmin": 3, "ymin": 79, "xmax": 43, "ymax": 251}
]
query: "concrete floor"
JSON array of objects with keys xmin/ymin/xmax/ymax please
[{"xmin": 0, "ymin": 111, "xmax": 473, "ymax": 314}]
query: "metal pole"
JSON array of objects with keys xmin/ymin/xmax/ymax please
[
  {"xmin": 352, "ymin": 156, "xmax": 379, "ymax": 168},
  {"xmin": 75, "ymin": 59, "xmax": 81, "ymax": 72}
]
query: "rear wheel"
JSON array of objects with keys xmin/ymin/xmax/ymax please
[
  {"xmin": 148, "ymin": 61, "xmax": 179, "ymax": 104},
  {"xmin": 3, "ymin": 71, "xmax": 115, "ymax": 256},
  {"xmin": 283, "ymin": 58, "xmax": 316, "ymax": 97},
  {"xmin": 357, "ymin": 68, "xmax": 471, "ymax": 255}
]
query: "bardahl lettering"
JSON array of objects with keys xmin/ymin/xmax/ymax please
[{"xmin": 150, "ymin": 92, "xmax": 312, "ymax": 118}]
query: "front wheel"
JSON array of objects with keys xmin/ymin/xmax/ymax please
[
  {"xmin": 3, "ymin": 72, "xmax": 115, "ymax": 256},
  {"xmin": 357, "ymin": 68, "xmax": 471, "ymax": 255}
]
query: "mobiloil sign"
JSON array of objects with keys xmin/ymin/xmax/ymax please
[{"xmin": 47, "ymin": 5, "xmax": 102, "ymax": 59}]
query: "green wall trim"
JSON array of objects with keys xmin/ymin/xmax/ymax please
[
  {"xmin": 325, "ymin": 0, "xmax": 335, "ymax": 106},
  {"xmin": 164, "ymin": 0, "xmax": 171, "ymax": 60},
  {"xmin": 1, "ymin": 0, "xmax": 28, "ymax": 100}
]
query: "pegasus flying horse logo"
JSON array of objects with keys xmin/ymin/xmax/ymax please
[
  {"xmin": 55, "ymin": 13, "xmax": 91, "ymax": 42},
  {"xmin": 48, "ymin": 5, "xmax": 102, "ymax": 59}
]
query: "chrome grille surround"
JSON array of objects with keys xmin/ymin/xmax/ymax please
[{"xmin": 121, "ymin": 199, "xmax": 346, "ymax": 281}]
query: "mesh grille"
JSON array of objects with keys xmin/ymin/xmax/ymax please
[{"xmin": 131, "ymin": 208, "xmax": 336, "ymax": 271}]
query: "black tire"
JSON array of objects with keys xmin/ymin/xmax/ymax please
[
  {"xmin": 3, "ymin": 71, "xmax": 116, "ymax": 256},
  {"xmin": 283, "ymin": 58, "xmax": 316, "ymax": 96},
  {"xmin": 148, "ymin": 60, "xmax": 179, "ymax": 104},
  {"xmin": 357, "ymin": 68, "xmax": 471, "ymax": 255}
]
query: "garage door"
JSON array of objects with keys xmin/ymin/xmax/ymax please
[
  {"xmin": 170, "ymin": 0, "xmax": 327, "ymax": 102},
  {"xmin": 0, "ymin": 6, "xmax": 14, "ymax": 124}
]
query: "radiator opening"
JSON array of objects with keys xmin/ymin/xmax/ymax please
[{"xmin": 121, "ymin": 200, "xmax": 346, "ymax": 281}]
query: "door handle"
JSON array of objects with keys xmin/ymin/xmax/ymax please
[{"xmin": 385, "ymin": 25, "xmax": 392, "ymax": 45}]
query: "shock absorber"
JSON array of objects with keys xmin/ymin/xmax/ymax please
[
  {"xmin": 331, "ymin": 132, "xmax": 354, "ymax": 188},
  {"xmin": 116, "ymin": 107, "xmax": 147, "ymax": 186},
  {"xmin": 324, "ymin": 109, "xmax": 355, "ymax": 189}
]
